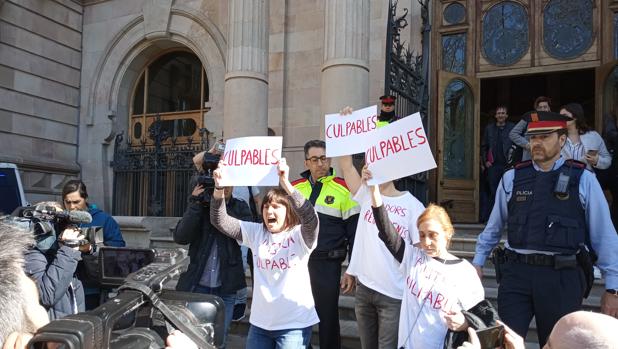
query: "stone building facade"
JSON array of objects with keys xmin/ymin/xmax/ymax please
[{"xmin": 0, "ymin": 0, "xmax": 424, "ymax": 211}]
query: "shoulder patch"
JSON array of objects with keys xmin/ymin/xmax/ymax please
[
  {"xmin": 564, "ymin": 159, "xmax": 587, "ymax": 169},
  {"xmin": 291, "ymin": 178, "xmax": 308, "ymax": 187},
  {"xmin": 332, "ymin": 177, "xmax": 349, "ymax": 190},
  {"xmin": 514, "ymin": 160, "xmax": 533, "ymax": 169}
]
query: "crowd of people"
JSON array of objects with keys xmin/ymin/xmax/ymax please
[{"xmin": 1, "ymin": 94, "xmax": 618, "ymax": 349}]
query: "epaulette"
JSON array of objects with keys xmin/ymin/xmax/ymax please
[
  {"xmin": 564, "ymin": 159, "xmax": 587, "ymax": 169},
  {"xmin": 514, "ymin": 160, "xmax": 533, "ymax": 169},
  {"xmin": 332, "ymin": 177, "xmax": 350, "ymax": 190},
  {"xmin": 291, "ymin": 178, "xmax": 308, "ymax": 186}
]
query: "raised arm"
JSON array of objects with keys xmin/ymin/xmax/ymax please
[
  {"xmin": 279, "ymin": 158, "xmax": 319, "ymax": 247},
  {"xmin": 363, "ymin": 165, "xmax": 404, "ymax": 262},
  {"xmin": 336, "ymin": 106, "xmax": 362, "ymax": 195},
  {"xmin": 509, "ymin": 119, "xmax": 530, "ymax": 149}
]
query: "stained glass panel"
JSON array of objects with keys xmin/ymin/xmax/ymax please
[
  {"xmin": 443, "ymin": 79, "xmax": 474, "ymax": 179},
  {"xmin": 543, "ymin": 0, "xmax": 593, "ymax": 60},
  {"xmin": 482, "ymin": 1, "xmax": 529, "ymax": 66},
  {"xmin": 442, "ymin": 33, "xmax": 466, "ymax": 75},
  {"xmin": 444, "ymin": 3, "xmax": 466, "ymax": 25}
]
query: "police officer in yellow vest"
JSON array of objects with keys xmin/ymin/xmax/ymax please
[
  {"xmin": 377, "ymin": 95, "xmax": 400, "ymax": 128},
  {"xmin": 292, "ymin": 140, "xmax": 359, "ymax": 349}
]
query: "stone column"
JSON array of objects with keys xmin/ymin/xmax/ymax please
[
  {"xmin": 223, "ymin": 0, "xmax": 269, "ymax": 138},
  {"xmin": 321, "ymin": 0, "xmax": 370, "ymax": 134}
]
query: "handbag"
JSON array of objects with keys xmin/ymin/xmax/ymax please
[{"xmin": 443, "ymin": 299, "xmax": 500, "ymax": 349}]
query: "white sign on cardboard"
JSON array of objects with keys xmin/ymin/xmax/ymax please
[
  {"xmin": 324, "ymin": 105, "xmax": 378, "ymax": 157},
  {"xmin": 364, "ymin": 113, "xmax": 437, "ymax": 185},
  {"xmin": 219, "ymin": 136, "xmax": 282, "ymax": 186}
]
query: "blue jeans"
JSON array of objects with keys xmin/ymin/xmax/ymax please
[
  {"xmin": 193, "ymin": 285, "xmax": 237, "ymax": 345},
  {"xmin": 246, "ymin": 325, "xmax": 312, "ymax": 349}
]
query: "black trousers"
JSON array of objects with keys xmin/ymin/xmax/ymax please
[
  {"xmin": 497, "ymin": 260, "xmax": 585, "ymax": 347},
  {"xmin": 308, "ymin": 258, "xmax": 343, "ymax": 349}
]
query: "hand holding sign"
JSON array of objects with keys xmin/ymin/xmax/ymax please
[{"xmin": 278, "ymin": 158, "xmax": 290, "ymax": 186}]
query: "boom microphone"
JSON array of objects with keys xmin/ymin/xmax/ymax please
[{"xmin": 36, "ymin": 208, "xmax": 93, "ymax": 224}]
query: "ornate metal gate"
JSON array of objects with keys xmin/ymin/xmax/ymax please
[
  {"xmin": 111, "ymin": 114, "xmax": 210, "ymax": 216},
  {"xmin": 385, "ymin": 0, "xmax": 431, "ymax": 203}
]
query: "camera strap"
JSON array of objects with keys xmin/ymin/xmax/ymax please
[{"xmin": 119, "ymin": 282, "xmax": 215, "ymax": 349}]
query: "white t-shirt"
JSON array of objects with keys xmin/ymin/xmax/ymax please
[
  {"xmin": 398, "ymin": 246, "xmax": 485, "ymax": 349},
  {"xmin": 239, "ymin": 221, "xmax": 319, "ymax": 330},
  {"xmin": 346, "ymin": 184, "xmax": 425, "ymax": 299}
]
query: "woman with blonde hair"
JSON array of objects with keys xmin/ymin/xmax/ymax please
[{"xmin": 363, "ymin": 166, "xmax": 487, "ymax": 349}]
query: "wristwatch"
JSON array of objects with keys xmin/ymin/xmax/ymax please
[{"xmin": 607, "ymin": 289, "xmax": 618, "ymax": 296}]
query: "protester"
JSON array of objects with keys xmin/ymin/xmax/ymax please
[
  {"xmin": 362, "ymin": 165, "xmax": 485, "ymax": 348},
  {"xmin": 291, "ymin": 139, "xmax": 359, "ymax": 349},
  {"xmin": 559, "ymin": 103, "xmax": 612, "ymax": 171},
  {"xmin": 509, "ymin": 96, "xmax": 552, "ymax": 162},
  {"xmin": 210, "ymin": 158, "xmax": 319, "ymax": 348},
  {"xmin": 473, "ymin": 110, "xmax": 618, "ymax": 346},
  {"xmin": 481, "ymin": 105, "xmax": 515, "ymax": 219},
  {"xmin": 459, "ymin": 312, "xmax": 618, "ymax": 349},
  {"xmin": 62, "ymin": 180, "xmax": 125, "ymax": 309},
  {"xmin": 173, "ymin": 151, "xmax": 252, "ymax": 347},
  {"xmin": 338, "ymin": 106, "xmax": 426, "ymax": 349}
]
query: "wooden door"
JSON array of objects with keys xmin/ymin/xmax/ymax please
[
  {"xmin": 596, "ymin": 60, "xmax": 618, "ymax": 132},
  {"xmin": 436, "ymin": 70, "xmax": 480, "ymax": 222}
]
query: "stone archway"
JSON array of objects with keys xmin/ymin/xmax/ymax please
[{"xmin": 79, "ymin": 4, "xmax": 227, "ymax": 211}]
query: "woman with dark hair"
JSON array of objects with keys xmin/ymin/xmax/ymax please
[
  {"xmin": 560, "ymin": 103, "xmax": 612, "ymax": 170},
  {"xmin": 210, "ymin": 158, "xmax": 319, "ymax": 349}
]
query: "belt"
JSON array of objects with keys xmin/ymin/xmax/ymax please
[
  {"xmin": 310, "ymin": 248, "xmax": 347, "ymax": 260},
  {"xmin": 505, "ymin": 249, "xmax": 578, "ymax": 269}
]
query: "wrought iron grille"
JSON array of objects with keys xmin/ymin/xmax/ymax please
[
  {"xmin": 111, "ymin": 114, "xmax": 210, "ymax": 217},
  {"xmin": 384, "ymin": 0, "xmax": 430, "ymax": 203}
]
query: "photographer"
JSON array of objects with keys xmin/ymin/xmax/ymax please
[
  {"xmin": 23, "ymin": 202, "xmax": 91, "ymax": 320},
  {"xmin": 173, "ymin": 150, "xmax": 252, "ymax": 346}
]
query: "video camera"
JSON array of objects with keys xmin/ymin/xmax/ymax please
[
  {"xmin": 194, "ymin": 153, "xmax": 221, "ymax": 204},
  {"xmin": 28, "ymin": 247, "xmax": 224, "ymax": 349},
  {"xmin": 10, "ymin": 205, "xmax": 102, "ymax": 251}
]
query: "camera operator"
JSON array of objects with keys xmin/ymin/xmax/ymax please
[
  {"xmin": 173, "ymin": 150, "xmax": 252, "ymax": 347},
  {"xmin": 23, "ymin": 202, "xmax": 91, "ymax": 321},
  {"xmin": 62, "ymin": 180, "xmax": 126, "ymax": 310}
]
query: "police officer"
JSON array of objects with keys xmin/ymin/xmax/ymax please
[
  {"xmin": 292, "ymin": 140, "xmax": 359, "ymax": 349},
  {"xmin": 377, "ymin": 95, "xmax": 400, "ymax": 127},
  {"xmin": 472, "ymin": 111, "xmax": 618, "ymax": 347}
]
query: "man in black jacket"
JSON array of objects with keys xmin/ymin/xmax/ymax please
[{"xmin": 174, "ymin": 152, "xmax": 252, "ymax": 346}]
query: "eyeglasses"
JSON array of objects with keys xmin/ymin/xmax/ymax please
[{"xmin": 305, "ymin": 156, "xmax": 329, "ymax": 164}]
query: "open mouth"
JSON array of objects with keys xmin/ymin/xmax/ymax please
[{"xmin": 267, "ymin": 217, "xmax": 277, "ymax": 224}]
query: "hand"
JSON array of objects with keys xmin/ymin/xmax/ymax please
[
  {"xmin": 444, "ymin": 310, "xmax": 468, "ymax": 331},
  {"xmin": 191, "ymin": 184, "xmax": 205, "ymax": 197},
  {"xmin": 213, "ymin": 161, "xmax": 225, "ymax": 188},
  {"xmin": 165, "ymin": 330, "xmax": 197, "ymax": 349},
  {"xmin": 601, "ymin": 292, "xmax": 618, "ymax": 318},
  {"xmin": 456, "ymin": 327, "xmax": 480, "ymax": 349},
  {"xmin": 474, "ymin": 265, "xmax": 483, "ymax": 279},
  {"xmin": 584, "ymin": 153, "xmax": 599, "ymax": 167},
  {"xmin": 339, "ymin": 106, "xmax": 354, "ymax": 115},
  {"xmin": 485, "ymin": 161, "xmax": 493, "ymax": 168},
  {"xmin": 361, "ymin": 164, "xmax": 373, "ymax": 182},
  {"xmin": 498, "ymin": 321, "xmax": 525, "ymax": 349},
  {"xmin": 60, "ymin": 228, "xmax": 85, "ymax": 251},
  {"xmin": 278, "ymin": 157, "xmax": 290, "ymax": 184},
  {"xmin": 340, "ymin": 273, "xmax": 356, "ymax": 294},
  {"xmin": 2, "ymin": 332, "xmax": 33, "ymax": 349}
]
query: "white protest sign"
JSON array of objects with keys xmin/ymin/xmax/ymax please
[
  {"xmin": 324, "ymin": 105, "xmax": 378, "ymax": 157},
  {"xmin": 364, "ymin": 113, "xmax": 436, "ymax": 185},
  {"xmin": 219, "ymin": 136, "xmax": 282, "ymax": 186}
]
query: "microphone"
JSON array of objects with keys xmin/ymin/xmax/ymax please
[{"xmin": 35, "ymin": 208, "xmax": 93, "ymax": 224}]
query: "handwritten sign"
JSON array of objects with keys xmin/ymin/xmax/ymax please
[
  {"xmin": 365, "ymin": 113, "xmax": 436, "ymax": 185},
  {"xmin": 324, "ymin": 105, "xmax": 378, "ymax": 157},
  {"xmin": 219, "ymin": 136, "xmax": 282, "ymax": 186}
]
